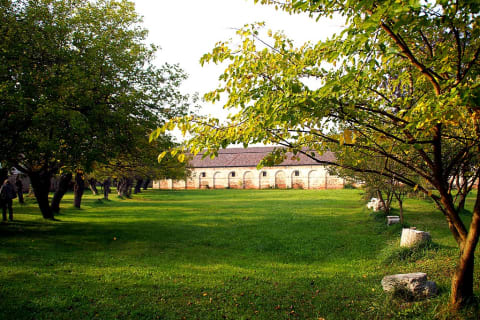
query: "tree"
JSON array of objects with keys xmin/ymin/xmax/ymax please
[
  {"xmin": 331, "ymin": 152, "xmax": 409, "ymax": 220},
  {"xmin": 450, "ymin": 155, "xmax": 480, "ymax": 213},
  {"xmin": 0, "ymin": 0, "xmax": 190, "ymax": 218},
  {"xmin": 92, "ymin": 134, "xmax": 188, "ymax": 198},
  {"xmin": 154, "ymin": 0, "xmax": 480, "ymax": 309}
]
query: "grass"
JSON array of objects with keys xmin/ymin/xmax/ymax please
[{"xmin": 0, "ymin": 189, "xmax": 478, "ymax": 319}]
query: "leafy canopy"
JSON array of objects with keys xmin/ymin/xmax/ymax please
[
  {"xmin": 154, "ymin": 0, "xmax": 480, "ymax": 308},
  {"xmin": 156, "ymin": 1, "xmax": 479, "ymax": 193},
  {"xmin": 0, "ymin": 0, "xmax": 190, "ymax": 174}
]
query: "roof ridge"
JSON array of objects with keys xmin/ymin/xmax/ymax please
[{"xmin": 188, "ymin": 148, "xmax": 335, "ymax": 168}]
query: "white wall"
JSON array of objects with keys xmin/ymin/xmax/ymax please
[{"xmin": 153, "ymin": 165, "xmax": 345, "ymax": 190}]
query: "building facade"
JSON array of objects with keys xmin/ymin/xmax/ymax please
[{"xmin": 153, "ymin": 147, "xmax": 345, "ymax": 190}]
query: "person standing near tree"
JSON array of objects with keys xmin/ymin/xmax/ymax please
[
  {"xmin": 0, "ymin": 180, "xmax": 16, "ymax": 221},
  {"xmin": 15, "ymin": 177, "xmax": 24, "ymax": 204}
]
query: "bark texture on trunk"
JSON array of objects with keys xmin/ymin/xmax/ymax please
[
  {"xmin": 28, "ymin": 171, "xmax": 54, "ymax": 219},
  {"xmin": 103, "ymin": 178, "xmax": 111, "ymax": 200},
  {"xmin": 134, "ymin": 179, "xmax": 143, "ymax": 194},
  {"xmin": 73, "ymin": 172, "xmax": 85, "ymax": 208},
  {"xmin": 450, "ymin": 191, "xmax": 480, "ymax": 309},
  {"xmin": 117, "ymin": 177, "xmax": 133, "ymax": 198},
  {"xmin": 398, "ymin": 199, "xmax": 404, "ymax": 224},
  {"xmin": 51, "ymin": 173, "xmax": 72, "ymax": 213},
  {"xmin": 394, "ymin": 192, "xmax": 404, "ymax": 224},
  {"xmin": 376, "ymin": 190, "xmax": 391, "ymax": 213},
  {"xmin": 88, "ymin": 178, "xmax": 98, "ymax": 195},
  {"xmin": 457, "ymin": 194, "xmax": 467, "ymax": 212},
  {"xmin": 143, "ymin": 179, "xmax": 151, "ymax": 190}
]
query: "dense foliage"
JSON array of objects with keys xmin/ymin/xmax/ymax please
[
  {"xmin": 0, "ymin": 0, "xmax": 190, "ymax": 218},
  {"xmin": 155, "ymin": 0, "xmax": 480, "ymax": 309}
]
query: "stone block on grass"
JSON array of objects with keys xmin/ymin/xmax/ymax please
[
  {"xmin": 381, "ymin": 272, "xmax": 437, "ymax": 300},
  {"xmin": 400, "ymin": 228, "xmax": 431, "ymax": 247},
  {"xmin": 367, "ymin": 197, "xmax": 384, "ymax": 211},
  {"xmin": 387, "ymin": 215, "xmax": 400, "ymax": 225}
]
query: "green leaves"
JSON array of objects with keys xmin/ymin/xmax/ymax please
[
  {"xmin": 148, "ymin": 0, "xmax": 480, "ymax": 310},
  {"xmin": 150, "ymin": 1, "xmax": 480, "ymax": 205},
  {"xmin": 158, "ymin": 151, "xmax": 167, "ymax": 162},
  {"xmin": 1, "ymin": 0, "xmax": 190, "ymax": 178}
]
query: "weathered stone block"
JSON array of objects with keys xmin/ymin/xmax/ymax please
[
  {"xmin": 367, "ymin": 198, "xmax": 384, "ymax": 211},
  {"xmin": 400, "ymin": 228, "xmax": 431, "ymax": 247},
  {"xmin": 381, "ymin": 272, "xmax": 437, "ymax": 300},
  {"xmin": 387, "ymin": 215, "xmax": 400, "ymax": 225}
]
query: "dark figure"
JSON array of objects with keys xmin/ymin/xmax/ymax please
[
  {"xmin": 15, "ymin": 177, "xmax": 24, "ymax": 204},
  {"xmin": 143, "ymin": 178, "xmax": 151, "ymax": 190},
  {"xmin": 0, "ymin": 180, "xmax": 16, "ymax": 221},
  {"xmin": 103, "ymin": 178, "xmax": 111, "ymax": 200}
]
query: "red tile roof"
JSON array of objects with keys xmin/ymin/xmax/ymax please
[{"xmin": 188, "ymin": 147, "xmax": 336, "ymax": 168}]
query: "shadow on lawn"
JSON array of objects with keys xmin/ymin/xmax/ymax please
[
  {"xmin": 0, "ymin": 265, "xmax": 394, "ymax": 320},
  {"xmin": 0, "ymin": 196, "xmax": 382, "ymax": 269},
  {"xmin": 1, "ymin": 190, "xmax": 466, "ymax": 319}
]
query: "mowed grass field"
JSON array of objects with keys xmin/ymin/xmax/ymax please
[{"xmin": 0, "ymin": 189, "xmax": 478, "ymax": 319}]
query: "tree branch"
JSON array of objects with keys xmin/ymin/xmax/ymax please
[{"xmin": 381, "ymin": 22, "xmax": 442, "ymax": 95}]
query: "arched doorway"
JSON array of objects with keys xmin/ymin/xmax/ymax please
[
  {"xmin": 243, "ymin": 171, "xmax": 255, "ymax": 189},
  {"xmin": 259, "ymin": 171, "xmax": 269, "ymax": 189},
  {"xmin": 308, "ymin": 170, "xmax": 322, "ymax": 189},
  {"xmin": 213, "ymin": 172, "xmax": 226, "ymax": 189},
  {"xmin": 199, "ymin": 172, "xmax": 209, "ymax": 189},
  {"xmin": 275, "ymin": 170, "xmax": 287, "ymax": 189},
  {"xmin": 228, "ymin": 171, "xmax": 240, "ymax": 189},
  {"xmin": 291, "ymin": 170, "xmax": 304, "ymax": 189}
]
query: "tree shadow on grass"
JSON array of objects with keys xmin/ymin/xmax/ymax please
[
  {"xmin": 0, "ymin": 190, "xmax": 470, "ymax": 319},
  {"xmin": 0, "ymin": 197, "xmax": 384, "ymax": 270},
  {"xmin": 0, "ymin": 264, "xmax": 457, "ymax": 320}
]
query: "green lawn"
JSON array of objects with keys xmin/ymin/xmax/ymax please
[{"xmin": 0, "ymin": 189, "xmax": 478, "ymax": 319}]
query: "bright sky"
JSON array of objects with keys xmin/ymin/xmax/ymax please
[{"xmin": 133, "ymin": 0, "xmax": 344, "ymax": 118}]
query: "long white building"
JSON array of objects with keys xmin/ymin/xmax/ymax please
[{"xmin": 153, "ymin": 147, "xmax": 345, "ymax": 190}]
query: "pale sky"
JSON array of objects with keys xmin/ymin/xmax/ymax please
[{"xmin": 133, "ymin": 0, "xmax": 344, "ymax": 118}]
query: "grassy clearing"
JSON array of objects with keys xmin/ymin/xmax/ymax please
[{"xmin": 0, "ymin": 189, "xmax": 478, "ymax": 319}]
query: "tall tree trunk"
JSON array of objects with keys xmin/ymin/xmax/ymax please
[
  {"xmin": 51, "ymin": 172, "xmax": 72, "ymax": 213},
  {"xmin": 376, "ymin": 190, "xmax": 389, "ymax": 213},
  {"xmin": 88, "ymin": 178, "xmax": 98, "ymax": 195},
  {"xmin": 394, "ymin": 192, "xmax": 404, "ymax": 224},
  {"xmin": 457, "ymin": 193, "xmax": 467, "ymax": 212},
  {"xmin": 398, "ymin": 199, "xmax": 404, "ymax": 224},
  {"xmin": 143, "ymin": 178, "xmax": 151, "ymax": 190},
  {"xmin": 28, "ymin": 171, "xmax": 54, "ymax": 219},
  {"xmin": 117, "ymin": 177, "xmax": 133, "ymax": 198},
  {"xmin": 382, "ymin": 189, "xmax": 394, "ymax": 215},
  {"xmin": 126, "ymin": 178, "xmax": 133, "ymax": 197},
  {"xmin": 73, "ymin": 171, "xmax": 85, "ymax": 208},
  {"xmin": 103, "ymin": 178, "xmax": 111, "ymax": 200},
  {"xmin": 449, "ymin": 188, "xmax": 480, "ymax": 309},
  {"xmin": 117, "ymin": 178, "xmax": 125, "ymax": 196},
  {"xmin": 134, "ymin": 178, "xmax": 143, "ymax": 194}
]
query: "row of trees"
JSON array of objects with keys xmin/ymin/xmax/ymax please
[
  {"xmin": 0, "ymin": 0, "xmax": 190, "ymax": 218},
  {"xmin": 154, "ymin": 0, "xmax": 480, "ymax": 311}
]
